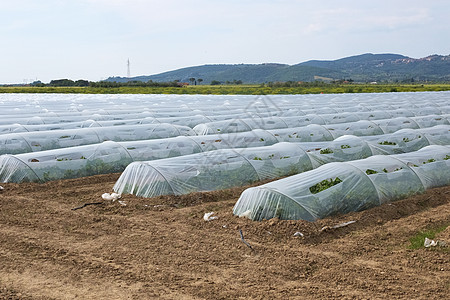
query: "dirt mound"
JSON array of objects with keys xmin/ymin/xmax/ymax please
[
  {"xmin": 436, "ymin": 226, "xmax": 450, "ymax": 243},
  {"xmin": 1, "ymin": 174, "xmax": 449, "ymax": 299}
]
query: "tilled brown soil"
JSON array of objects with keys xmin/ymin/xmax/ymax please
[{"xmin": 0, "ymin": 174, "xmax": 449, "ymax": 299}]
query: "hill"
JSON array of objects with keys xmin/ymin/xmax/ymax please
[{"xmin": 106, "ymin": 53, "xmax": 450, "ymax": 84}]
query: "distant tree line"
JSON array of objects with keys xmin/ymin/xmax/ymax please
[
  {"xmin": 50, "ymin": 79, "xmax": 90, "ymax": 86},
  {"xmin": 263, "ymin": 81, "xmax": 331, "ymax": 88},
  {"xmin": 90, "ymin": 80, "xmax": 181, "ymax": 88},
  {"xmin": 30, "ymin": 79, "xmax": 182, "ymax": 88},
  {"xmin": 210, "ymin": 79, "xmax": 243, "ymax": 85}
]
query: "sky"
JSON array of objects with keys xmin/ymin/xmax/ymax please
[{"xmin": 1, "ymin": 0, "xmax": 449, "ymax": 84}]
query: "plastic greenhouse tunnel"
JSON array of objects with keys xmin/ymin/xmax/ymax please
[
  {"xmin": 111, "ymin": 135, "xmax": 393, "ymax": 198},
  {"xmin": 192, "ymin": 113, "xmax": 448, "ymax": 136},
  {"xmin": 112, "ymin": 143, "xmax": 316, "ymax": 198},
  {"xmin": 0, "ymin": 130, "xmax": 277, "ymax": 183},
  {"xmin": 111, "ymin": 131, "xmax": 449, "ymax": 199},
  {"xmin": 0, "ymin": 123, "xmax": 194, "ymax": 155},
  {"xmin": 1, "ymin": 125, "xmax": 448, "ymax": 184},
  {"xmin": 233, "ymin": 145, "xmax": 450, "ymax": 222}
]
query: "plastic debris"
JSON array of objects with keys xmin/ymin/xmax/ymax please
[
  {"xmin": 101, "ymin": 192, "xmax": 121, "ymax": 201},
  {"xmin": 0, "ymin": 186, "xmax": 4, "ymax": 191},
  {"xmin": 424, "ymin": 237, "xmax": 438, "ymax": 247},
  {"xmin": 333, "ymin": 220, "xmax": 356, "ymax": 228},
  {"xmin": 293, "ymin": 232, "xmax": 304, "ymax": 237},
  {"xmin": 424, "ymin": 237, "xmax": 447, "ymax": 248},
  {"xmin": 239, "ymin": 210, "xmax": 252, "ymax": 219},
  {"xmin": 321, "ymin": 220, "xmax": 356, "ymax": 232},
  {"xmin": 203, "ymin": 212, "xmax": 218, "ymax": 221},
  {"xmin": 118, "ymin": 200, "xmax": 127, "ymax": 206}
]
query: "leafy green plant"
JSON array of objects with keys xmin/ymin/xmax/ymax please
[
  {"xmin": 378, "ymin": 141, "xmax": 397, "ymax": 145},
  {"xmin": 340, "ymin": 144, "xmax": 351, "ymax": 149},
  {"xmin": 382, "ymin": 167, "xmax": 403, "ymax": 173},
  {"xmin": 366, "ymin": 169, "xmax": 378, "ymax": 175},
  {"xmin": 423, "ymin": 158, "xmax": 436, "ymax": 164},
  {"xmin": 309, "ymin": 177, "xmax": 342, "ymax": 194},
  {"xmin": 320, "ymin": 148, "xmax": 334, "ymax": 154}
]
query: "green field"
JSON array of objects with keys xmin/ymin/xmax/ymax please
[{"xmin": 1, "ymin": 83, "xmax": 450, "ymax": 95}]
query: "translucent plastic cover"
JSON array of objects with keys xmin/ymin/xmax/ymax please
[{"xmin": 233, "ymin": 145, "xmax": 450, "ymax": 221}]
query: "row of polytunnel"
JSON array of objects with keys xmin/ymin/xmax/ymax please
[
  {"xmin": 233, "ymin": 145, "xmax": 450, "ymax": 221},
  {"xmin": 0, "ymin": 123, "xmax": 194, "ymax": 155},
  {"xmin": 1, "ymin": 124, "xmax": 448, "ymax": 184},
  {"xmin": 2, "ymin": 92, "xmax": 449, "ymax": 116},
  {"xmin": 1, "ymin": 111, "xmax": 447, "ymax": 135},
  {"xmin": 1, "ymin": 93, "xmax": 449, "ymax": 127},
  {"xmin": 0, "ymin": 113, "xmax": 448, "ymax": 155},
  {"xmin": 1, "ymin": 92, "xmax": 449, "ymax": 222},
  {"xmin": 111, "ymin": 126, "xmax": 450, "ymax": 198}
]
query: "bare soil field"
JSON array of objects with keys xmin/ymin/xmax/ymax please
[{"xmin": 0, "ymin": 173, "xmax": 448, "ymax": 299}]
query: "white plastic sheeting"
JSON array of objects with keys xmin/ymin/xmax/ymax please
[
  {"xmin": 112, "ymin": 127, "xmax": 449, "ymax": 198},
  {"xmin": 1, "ymin": 93, "xmax": 448, "ymax": 134},
  {"xmin": 1, "ymin": 92, "xmax": 449, "ymax": 185},
  {"xmin": 113, "ymin": 143, "xmax": 316, "ymax": 197},
  {"xmin": 233, "ymin": 145, "xmax": 450, "ymax": 221},
  {"xmin": 0, "ymin": 130, "xmax": 276, "ymax": 183},
  {"xmin": 361, "ymin": 125, "xmax": 450, "ymax": 153},
  {"xmin": 1, "ymin": 125, "xmax": 448, "ymax": 183},
  {"xmin": 0, "ymin": 141, "xmax": 133, "ymax": 183},
  {"xmin": 193, "ymin": 114, "xmax": 449, "ymax": 135},
  {"xmin": 0, "ymin": 123, "xmax": 194, "ymax": 155},
  {"xmin": 1, "ymin": 92, "xmax": 449, "ymax": 116},
  {"xmin": 112, "ymin": 136, "xmax": 391, "ymax": 198}
]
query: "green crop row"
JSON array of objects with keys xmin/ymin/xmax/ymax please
[{"xmin": 1, "ymin": 83, "xmax": 450, "ymax": 95}]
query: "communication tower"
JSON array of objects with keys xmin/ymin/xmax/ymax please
[{"xmin": 127, "ymin": 58, "xmax": 131, "ymax": 78}]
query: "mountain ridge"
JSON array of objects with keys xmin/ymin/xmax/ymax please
[{"xmin": 106, "ymin": 53, "xmax": 450, "ymax": 84}]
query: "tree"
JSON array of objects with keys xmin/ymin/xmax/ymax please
[
  {"xmin": 49, "ymin": 79, "xmax": 75, "ymax": 86},
  {"xmin": 197, "ymin": 78, "xmax": 203, "ymax": 85},
  {"xmin": 210, "ymin": 80, "xmax": 221, "ymax": 85},
  {"xmin": 75, "ymin": 80, "xmax": 90, "ymax": 87},
  {"xmin": 189, "ymin": 77, "xmax": 196, "ymax": 85}
]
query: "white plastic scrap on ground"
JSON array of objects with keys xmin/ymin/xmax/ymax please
[
  {"xmin": 239, "ymin": 210, "xmax": 252, "ymax": 219},
  {"xmin": 423, "ymin": 237, "xmax": 447, "ymax": 248},
  {"xmin": 321, "ymin": 220, "xmax": 356, "ymax": 232},
  {"xmin": 0, "ymin": 185, "xmax": 4, "ymax": 191},
  {"xmin": 101, "ymin": 192, "xmax": 121, "ymax": 201},
  {"xmin": 293, "ymin": 232, "xmax": 304, "ymax": 237},
  {"xmin": 424, "ymin": 237, "xmax": 438, "ymax": 247},
  {"xmin": 203, "ymin": 212, "xmax": 218, "ymax": 221}
]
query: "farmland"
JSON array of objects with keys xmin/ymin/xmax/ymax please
[
  {"xmin": 0, "ymin": 92, "xmax": 449, "ymax": 299},
  {"xmin": 0, "ymin": 174, "xmax": 449, "ymax": 299},
  {"xmin": 1, "ymin": 83, "xmax": 450, "ymax": 95}
]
